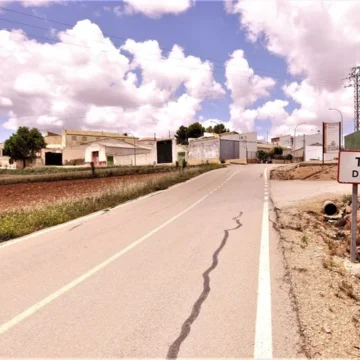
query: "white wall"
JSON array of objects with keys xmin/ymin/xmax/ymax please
[
  {"xmin": 305, "ymin": 145, "xmax": 338, "ymax": 161},
  {"xmin": 0, "ymin": 156, "xmax": 15, "ymax": 168},
  {"xmin": 221, "ymin": 131, "xmax": 257, "ymax": 159},
  {"xmin": 188, "ymin": 138, "xmax": 220, "ymax": 161},
  {"xmin": 278, "ymin": 135, "xmax": 292, "ymax": 149},
  {"xmin": 85, "ymin": 144, "xmax": 106, "ymax": 163},
  {"xmin": 115, "ymin": 152, "xmax": 155, "ymax": 166},
  {"xmin": 305, "ymin": 146, "xmax": 322, "ymax": 161}
]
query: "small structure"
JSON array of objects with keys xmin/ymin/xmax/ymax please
[
  {"xmin": 85, "ymin": 139, "xmax": 152, "ymax": 166},
  {"xmin": 304, "ymin": 143, "xmax": 322, "ymax": 161},
  {"xmin": 345, "ymin": 131, "xmax": 360, "ymax": 150},
  {"xmin": 187, "ymin": 131, "xmax": 258, "ymax": 164}
]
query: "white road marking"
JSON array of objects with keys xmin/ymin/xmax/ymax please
[
  {"xmin": 0, "ymin": 167, "xmax": 225, "ymax": 251},
  {"xmin": 254, "ymin": 168, "xmax": 273, "ymax": 359},
  {"xmin": 0, "ymin": 192, "xmax": 160, "ymax": 250},
  {"xmin": 0, "ymin": 170, "xmax": 239, "ymax": 336}
]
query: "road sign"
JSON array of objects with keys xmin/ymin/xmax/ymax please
[
  {"xmin": 338, "ymin": 150, "xmax": 360, "ymax": 263},
  {"xmin": 338, "ymin": 150, "xmax": 360, "ymax": 184}
]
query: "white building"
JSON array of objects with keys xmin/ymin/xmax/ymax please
[
  {"xmin": 85, "ymin": 139, "xmax": 153, "ymax": 166},
  {"xmin": 85, "ymin": 138, "xmax": 186, "ymax": 166}
]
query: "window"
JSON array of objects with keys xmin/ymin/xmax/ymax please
[
  {"xmin": 71, "ymin": 136, "xmax": 76, "ymax": 141},
  {"xmin": 82, "ymin": 136, "xmax": 87, "ymax": 141}
]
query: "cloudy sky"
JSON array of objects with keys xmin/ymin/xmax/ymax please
[{"xmin": 0, "ymin": 0, "xmax": 358, "ymax": 141}]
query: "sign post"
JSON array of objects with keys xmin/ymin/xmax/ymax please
[
  {"xmin": 352, "ymin": 184, "xmax": 358, "ymax": 263},
  {"xmin": 323, "ymin": 122, "xmax": 341, "ymax": 165},
  {"xmin": 338, "ymin": 150, "xmax": 360, "ymax": 262}
]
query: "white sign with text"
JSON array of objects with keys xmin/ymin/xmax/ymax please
[
  {"xmin": 323, "ymin": 122, "xmax": 340, "ymax": 154},
  {"xmin": 338, "ymin": 151, "xmax": 360, "ymax": 184}
]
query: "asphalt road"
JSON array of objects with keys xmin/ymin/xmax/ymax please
[{"xmin": 0, "ymin": 165, "xmax": 301, "ymax": 358}]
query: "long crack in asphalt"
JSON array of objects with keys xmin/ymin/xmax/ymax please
[{"xmin": 166, "ymin": 212, "xmax": 243, "ymax": 359}]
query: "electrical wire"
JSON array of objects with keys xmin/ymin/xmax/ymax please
[{"xmin": 0, "ymin": 7, "xmax": 346, "ymax": 86}]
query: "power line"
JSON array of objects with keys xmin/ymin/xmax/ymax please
[
  {"xmin": 1, "ymin": 17, "xmax": 343, "ymax": 88},
  {"xmin": 0, "ymin": 6, "xmax": 343, "ymax": 86},
  {"xmin": 346, "ymin": 66, "xmax": 360, "ymax": 131}
]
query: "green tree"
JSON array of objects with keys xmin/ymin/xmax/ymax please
[
  {"xmin": 4, "ymin": 127, "xmax": 46, "ymax": 168},
  {"xmin": 186, "ymin": 122, "xmax": 205, "ymax": 139},
  {"xmin": 205, "ymin": 126, "xmax": 214, "ymax": 133},
  {"xmin": 175, "ymin": 125, "xmax": 188, "ymax": 145},
  {"xmin": 213, "ymin": 123, "xmax": 230, "ymax": 134},
  {"xmin": 256, "ymin": 150, "xmax": 268, "ymax": 162},
  {"xmin": 273, "ymin": 146, "xmax": 283, "ymax": 156}
]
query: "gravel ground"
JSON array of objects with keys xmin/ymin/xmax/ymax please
[
  {"xmin": 274, "ymin": 199, "xmax": 360, "ymax": 358},
  {"xmin": 0, "ymin": 173, "xmax": 167, "ymax": 211},
  {"xmin": 271, "ymin": 164, "xmax": 338, "ymax": 181}
]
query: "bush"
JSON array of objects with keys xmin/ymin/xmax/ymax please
[
  {"xmin": 256, "ymin": 150, "xmax": 268, "ymax": 162},
  {"xmin": 273, "ymin": 146, "xmax": 284, "ymax": 156},
  {"xmin": 286, "ymin": 154, "xmax": 293, "ymax": 161}
]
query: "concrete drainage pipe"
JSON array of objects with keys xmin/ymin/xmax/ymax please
[{"xmin": 323, "ymin": 201, "xmax": 338, "ymax": 216}]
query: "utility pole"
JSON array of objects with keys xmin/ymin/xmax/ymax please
[{"xmin": 346, "ymin": 66, "xmax": 360, "ymax": 131}]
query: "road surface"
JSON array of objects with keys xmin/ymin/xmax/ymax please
[{"xmin": 0, "ymin": 165, "xmax": 301, "ymax": 358}]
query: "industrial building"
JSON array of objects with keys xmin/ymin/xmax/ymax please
[
  {"xmin": 187, "ymin": 131, "xmax": 257, "ymax": 165},
  {"xmin": 345, "ymin": 131, "xmax": 360, "ymax": 150}
]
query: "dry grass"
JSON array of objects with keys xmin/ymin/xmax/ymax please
[
  {"xmin": 0, "ymin": 164, "xmax": 222, "ymax": 242},
  {"xmin": 0, "ymin": 165, "xmax": 179, "ymax": 185}
]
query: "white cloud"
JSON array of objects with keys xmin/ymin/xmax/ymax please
[
  {"xmin": 20, "ymin": 0, "xmax": 58, "ymax": 6},
  {"xmin": 122, "ymin": 0, "xmax": 194, "ymax": 19},
  {"xmin": 0, "ymin": 0, "xmax": 62, "ymax": 7},
  {"xmin": 0, "ymin": 19, "xmax": 224, "ymax": 138},
  {"xmin": 225, "ymin": 49, "xmax": 275, "ymax": 132},
  {"xmin": 122, "ymin": 39, "xmax": 225, "ymax": 99},
  {"xmin": 201, "ymin": 118, "xmax": 229, "ymax": 130},
  {"xmin": 226, "ymin": 0, "xmax": 359, "ymax": 135},
  {"xmin": 113, "ymin": 5, "xmax": 123, "ymax": 17}
]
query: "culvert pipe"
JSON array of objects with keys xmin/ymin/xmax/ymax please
[{"xmin": 322, "ymin": 201, "xmax": 338, "ymax": 216}]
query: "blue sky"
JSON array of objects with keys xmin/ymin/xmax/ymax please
[{"xmin": 0, "ymin": 0, "xmax": 354, "ymax": 141}]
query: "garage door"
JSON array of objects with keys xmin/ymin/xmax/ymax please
[{"xmin": 45, "ymin": 152, "xmax": 63, "ymax": 166}]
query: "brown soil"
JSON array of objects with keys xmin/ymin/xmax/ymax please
[
  {"xmin": 271, "ymin": 164, "xmax": 338, "ymax": 181},
  {"xmin": 0, "ymin": 173, "xmax": 167, "ymax": 212},
  {"xmin": 277, "ymin": 199, "xmax": 360, "ymax": 358}
]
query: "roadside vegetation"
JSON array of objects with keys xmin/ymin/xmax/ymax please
[
  {"xmin": 0, "ymin": 164, "xmax": 223, "ymax": 242},
  {"xmin": 0, "ymin": 164, "xmax": 190, "ymax": 185}
]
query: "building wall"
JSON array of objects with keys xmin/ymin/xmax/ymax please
[
  {"xmin": 115, "ymin": 152, "xmax": 153, "ymax": 166},
  {"xmin": 139, "ymin": 138, "xmax": 178, "ymax": 165},
  {"xmin": 219, "ymin": 132, "xmax": 257, "ymax": 160},
  {"xmin": 85, "ymin": 144, "xmax": 107, "ymax": 163},
  {"xmin": 0, "ymin": 156, "xmax": 15, "ymax": 168},
  {"xmin": 220, "ymin": 139, "xmax": 239, "ymax": 160},
  {"xmin": 63, "ymin": 132, "xmax": 137, "ymax": 147},
  {"xmin": 138, "ymin": 140, "xmax": 158, "ymax": 165},
  {"xmin": 63, "ymin": 145, "xmax": 87, "ymax": 164},
  {"xmin": 188, "ymin": 138, "xmax": 220, "ymax": 164},
  {"xmin": 278, "ymin": 135, "xmax": 293, "ymax": 149},
  {"xmin": 345, "ymin": 131, "xmax": 360, "ymax": 150},
  {"xmin": 45, "ymin": 135, "xmax": 62, "ymax": 146},
  {"xmin": 305, "ymin": 146, "xmax": 322, "ymax": 161}
]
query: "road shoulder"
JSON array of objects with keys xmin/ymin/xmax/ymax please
[{"xmin": 270, "ymin": 180, "xmax": 360, "ymax": 358}]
